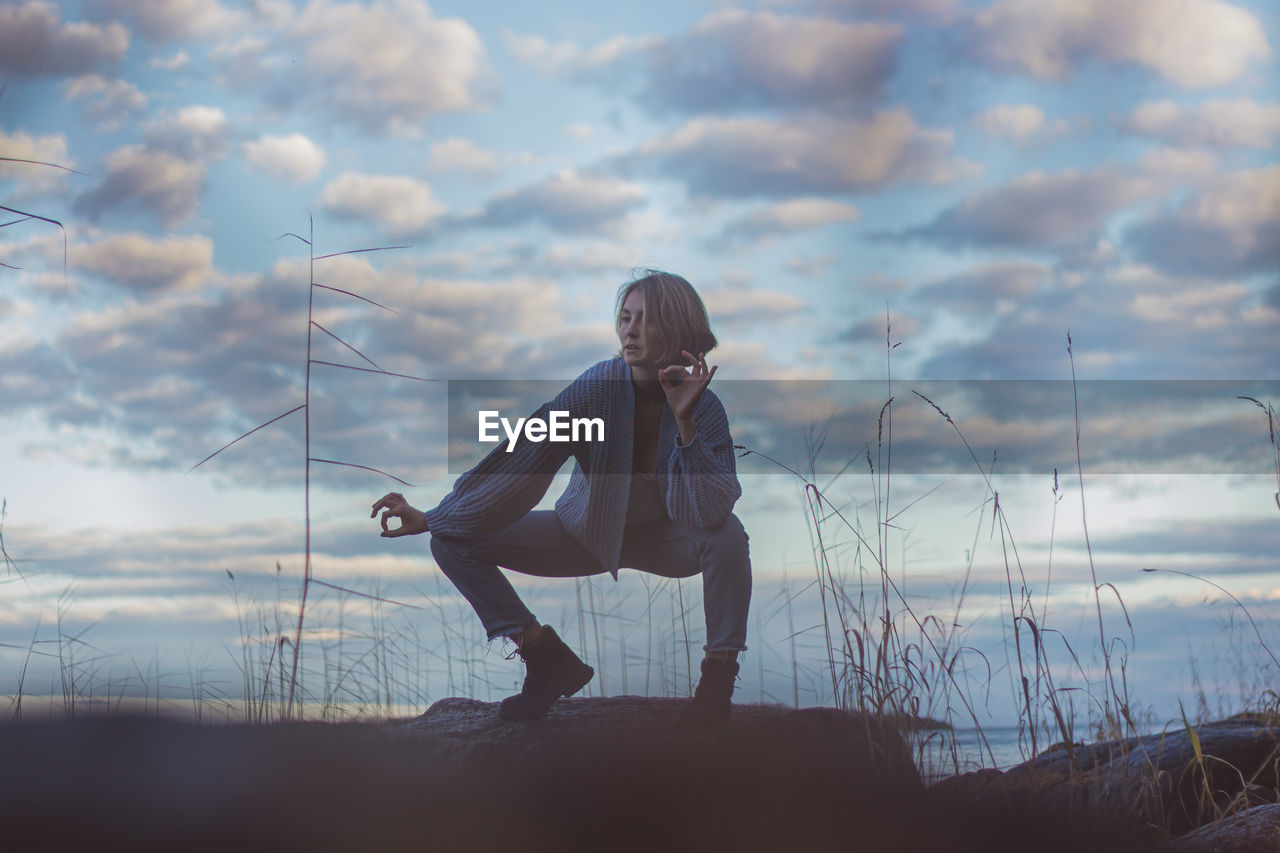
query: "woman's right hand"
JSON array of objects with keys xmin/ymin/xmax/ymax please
[{"xmin": 371, "ymin": 492, "xmax": 429, "ymax": 537}]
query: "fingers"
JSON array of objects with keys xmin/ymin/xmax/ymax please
[
  {"xmin": 370, "ymin": 492, "xmax": 406, "ymax": 517},
  {"xmin": 381, "ymin": 507, "xmax": 417, "ymax": 535},
  {"xmin": 668, "ymin": 352, "xmax": 695, "ymax": 382},
  {"xmin": 681, "ymin": 350, "xmax": 710, "ymax": 369},
  {"xmin": 380, "ymin": 506, "xmax": 426, "ymax": 537},
  {"xmin": 373, "ymin": 491, "xmax": 430, "ymax": 541},
  {"xmin": 680, "ymin": 351, "xmax": 716, "ymax": 383}
]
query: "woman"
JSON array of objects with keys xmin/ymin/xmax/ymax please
[{"xmin": 371, "ymin": 270, "xmax": 751, "ymax": 728}]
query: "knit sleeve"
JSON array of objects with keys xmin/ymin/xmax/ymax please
[
  {"xmin": 664, "ymin": 391, "xmax": 741, "ymax": 529},
  {"xmin": 424, "ymin": 375, "xmax": 592, "ymax": 538}
]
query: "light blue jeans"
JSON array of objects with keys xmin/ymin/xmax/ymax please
[{"xmin": 429, "ymin": 511, "xmax": 751, "ymax": 653}]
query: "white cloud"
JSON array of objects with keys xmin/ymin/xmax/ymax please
[
  {"xmin": 971, "ymin": 104, "xmax": 1045, "ymax": 144},
  {"xmin": 477, "ymin": 170, "xmax": 646, "ymax": 234},
  {"xmin": 1126, "ymin": 164, "xmax": 1280, "ymax": 277},
  {"xmin": 63, "ymin": 74, "xmax": 148, "ymax": 129},
  {"xmin": 840, "ymin": 311, "xmax": 923, "ymax": 343},
  {"xmin": 751, "ymin": 199, "xmax": 861, "ymax": 230},
  {"xmin": 627, "ymin": 110, "xmax": 971, "ymax": 197},
  {"xmin": 502, "ymin": 29, "xmax": 586, "ymax": 75},
  {"xmin": 786, "ymin": 254, "xmax": 838, "ymax": 278},
  {"xmin": 74, "ymin": 233, "xmax": 214, "ymax": 292},
  {"xmin": 75, "ymin": 144, "xmax": 208, "ymax": 227},
  {"xmin": 0, "ymin": 1, "xmax": 127, "ymax": 77},
  {"xmin": 0, "ymin": 296, "xmax": 36, "ymax": 324},
  {"xmin": 563, "ymin": 124, "xmax": 597, "ymax": 141},
  {"xmin": 633, "ymin": 10, "xmax": 901, "ymax": 114},
  {"xmin": 902, "ymin": 164, "xmax": 1171, "ymax": 250},
  {"xmin": 534, "ymin": 243, "xmax": 639, "ymax": 277},
  {"xmin": 1123, "ymin": 99, "xmax": 1280, "ymax": 149},
  {"xmin": 86, "ymin": 0, "xmax": 242, "ymax": 40},
  {"xmin": 916, "ymin": 262, "xmax": 1051, "ymax": 315},
  {"xmin": 151, "ymin": 51, "xmax": 190, "ymax": 71},
  {"xmin": 224, "ymin": 0, "xmax": 497, "ymax": 134},
  {"xmin": 320, "ymin": 172, "xmax": 445, "ymax": 233},
  {"xmin": 72, "ymin": 107, "xmax": 231, "ymax": 227},
  {"xmin": 242, "ymin": 133, "xmax": 326, "ymax": 183},
  {"xmin": 1130, "ymin": 283, "xmax": 1250, "ymax": 329},
  {"xmin": 425, "ymin": 138, "xmax": 500, "ymax": 176},
  {"xmin": 820, "ymin": 0, "xmax": 957, "ymax": 18},
  {"xmin": 1188, "ymin": 166, "xmax": 1280, "ymax": 230},
  {"xmin": 0, "ymin": 129, "xmax": 72, "ymax": 191},
  {"xmin": 0, "ymin": 279, "xmax": 311, "ymax": 479},
  {"xmin": 701, "ymin": 285, "xmax": 809, "ymax": 327},
  {"xmin": 208, "ymin": 36, "xmax": 270, "ymax": 87},
  {"xmin": 502, "ymin": 29, "xmax": 653, "ymax": 76},
  {"xmin": 963, "ymin": 0, "xmax": 1270, "ymax": 87},
  {"xmin": 143, "ymin": 106, "xmax": 232, "ymax": 161},
  {"xmin": 694, "ymin": 338, "xmax": 832, "ymax": 380},
  {"xmin": 0, "ymin": 254, "xmax": 599, "ymax": 486},
  {"xmin": 723, "ymin": 198, "xmax": 860, "ymax": 242},
  {"xmin": 913, "ymin": 258, "xmax": 1279, "ymax": 379},
  {"xmin": 508, "ymin": 10, "xmax": 899, "ymax": 115},
  {"xmin": 1135, "ymin": 147, "xmax": 1219, "ymax": 181}
]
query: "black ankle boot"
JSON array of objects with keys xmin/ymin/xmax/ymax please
[
  {"xmin": 499, "ymin": 626, "xmax": 594, "ymax": 721},
  {"xmin": 675, "ymin": 656, "xmax": 739, "ymax": 730}
]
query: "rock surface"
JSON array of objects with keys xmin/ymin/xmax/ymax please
[
  {"xmin": 1, "ymin": 697, "xmax": 927, "ymax": 852},
  {"xmin": 398, "ymin": 694, "xmax": 920, "ymax": 775},
  {"xmin": 1170, "ymin": 803, "xmax": 1280, "ymax": 852},
  {"xmin": 395, "ymin": 696, "xmax": 927, "ymax": 851},
  {"xmin": 929, "ymin": 716, "xmax": 1280, "ymax": 850},
  {"xmin": 17, "ymin": 697, "xmax": 1255, "ymax": 851}
]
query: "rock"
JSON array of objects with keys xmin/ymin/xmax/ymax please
[
  {"xmin": 926, "ymin": 762, "xmax": 1159, "ymax": 851},
  {"xmin": 928, "ymin": 719, "xmax": 1280, "ymax": 847},
  {"xmin": 393, "ymin": 696, "xmax": 925, "ymax": 851},
  {"xmin": 25, "ymin": 699, "xmax": 1262, "ymax": 851},
  {"xmin": 1170, "ymin": 803, "xmax": 1280, "ymax": 852},
  {"xmin": 398, "ymin": 695, "xmax": 920, "ymax": 777},
  {"xmin": 0, "ymin": 698, "xmax": 925, "ymax": 852},
  {"xmin": 1015, "ymin": 719, "xmax": 1280, "ymax": 834}
]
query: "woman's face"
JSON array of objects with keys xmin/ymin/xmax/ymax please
[{"xmin": 618, "ymin": 289, "xmax": 660, "ymax": 367}]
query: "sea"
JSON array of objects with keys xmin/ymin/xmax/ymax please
[{"xmin": 919, "ymin": 725, "xmax": 1039, "ymax": 783}]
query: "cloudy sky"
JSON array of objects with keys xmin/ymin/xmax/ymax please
[{"xmin": 1, "ymin": 0, "xmax": 1278, "ymax": 733}]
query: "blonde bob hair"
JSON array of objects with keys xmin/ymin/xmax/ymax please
[{"xmin": 614, "ymin": 269, "xmax": 717, "ymax": 367}]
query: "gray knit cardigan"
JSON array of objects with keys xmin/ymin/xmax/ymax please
[{"xmin": 423, "ymin": 355, "xmax": 741, "ymax": 578}]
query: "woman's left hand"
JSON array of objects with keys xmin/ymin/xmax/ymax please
[{"xmin": 659, "ymin": 350, "xmax": 717, "ymax": 422}]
